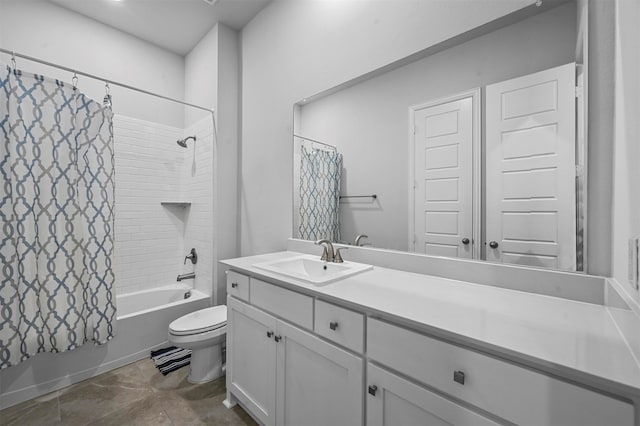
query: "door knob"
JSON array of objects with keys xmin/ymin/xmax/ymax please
[
  {"xmin": 461, "ymin": 238, "xmax": 470, "ymax": 245},
  {"xmin": 489, "ymin": 241, "xmax": 499, "ymax": 249}
]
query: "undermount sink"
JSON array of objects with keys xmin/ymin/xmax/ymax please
[{"xmin": 253, "ymin": 254, "xmax": 372, "ymax": 285}]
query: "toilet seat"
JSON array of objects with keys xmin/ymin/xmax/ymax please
[{"xmin": 169, "ymin": 305, "xmax": 227, "ymax": 336}]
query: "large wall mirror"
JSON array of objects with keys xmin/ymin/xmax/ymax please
[{"xmin": 292, "ymin": 0, "xmax": 589, "ymax": 272}]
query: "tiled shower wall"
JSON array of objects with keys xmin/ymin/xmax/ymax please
[
  {"xmin": 113, "ymin": 115, "xmax": 213, "ymax": 296},
  {"xmin": 181, "ymin": 117, "xmax": 215, "ymax": 296}
]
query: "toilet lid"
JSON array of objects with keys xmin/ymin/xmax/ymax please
[{"xmin": 169, "ymin": 305, "xmax": 227, "ymax": 336}]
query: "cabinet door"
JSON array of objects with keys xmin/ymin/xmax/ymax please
[
  {"xmin": 367, "ymin": 364, "xmax": 500, "ymax": 426},
  {"xmin": 275, "ymin": 320, "xmax": 364, "ymax": 426},
  {"xmin": 227, "ymin": 297, "xmax": 277, "ymax": 426}
]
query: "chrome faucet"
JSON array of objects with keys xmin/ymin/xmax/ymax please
[
  {"xmin": 354, "ymin": 234, "xmax": 369, "ymax": 246},
  {"xmin": 315, "ymin": 239, "xmax": 335, "ymax": 262},
  {"xmin": 177, "ymin": 272, "xmax": 195, "ymax": 282}
]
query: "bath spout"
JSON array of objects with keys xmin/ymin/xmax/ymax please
[{"xmin": 177, "ymin": 272, "xmax": 196, "ymax": 282}]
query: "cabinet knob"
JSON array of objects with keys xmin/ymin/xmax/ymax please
[
  {"xmin": 266, "ymin": 331, "xmax": 273, "ymax": 339},
  {"xmin": 488, "ymin": 241, "xmax": 499, "ymax": 249},
  {"xmin": 274, "ymin": 335, "xmax": 282, "ymax": 342},
  {"xmin": 231, "ymin": 282, "xmax": 238, "ymax": 288},
  {"xmin": 461, "ymin": 237, "xmax": 470, "ymax": 245},
  {"xmin": 329, "ymin": 321, "xmax": 339, "ymax": 331},
  {"xmin": 368, "ymin": 385, "xmax": 378, "ymax": 396},
  {"xmin": 453, "ymin": 370, "xmax": 465, "ymax": 385}
]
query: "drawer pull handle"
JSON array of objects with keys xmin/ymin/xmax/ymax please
[
  {"xmin": 274, "ymin": 335, "xmax": 282, "ymax": 342},
  {"xmin": 231, "ymin": 282, "xmax": 238, "ymax": 288},
  {"xmin": 368, "ymin": 385, "xmax": 378, "ymax": 396},
  {"xmin": 329, "ymin": 321, "xmax": 339, "ymax": 331},
  {"xmin": 266, "ymin": 331, "xmax": 274, "ymax": 339},
  {"xmin": 453, "ymin": 370, "xmax": 465, "ymax": 385}
]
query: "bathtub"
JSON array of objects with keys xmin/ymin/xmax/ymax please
[
  {"xmin": 0, "ymin": 284, "xmax": 210, "ymax": 410},
  {"xmin": 117, "ymin": 284, "xmax": 205, "ymax": 319}
]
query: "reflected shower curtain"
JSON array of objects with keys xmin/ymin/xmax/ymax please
[
  {"xmin": 0, "ymin": 64, "xmax": 116, "ymax": 369},
  {"xmin": 298, "ymin": 145, "xmax": 342, "ymax": 241}
]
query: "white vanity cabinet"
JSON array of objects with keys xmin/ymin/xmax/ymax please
[
  {"xmin": 227, "ymin": 297, "xmax": 277, "ymax": 425},
  {"xmin": 367, "ymin": 318, "xmax": 635, "ymax": 426},
  {"xmin": 366, "ymin": 363, "xmax": 500, "ymax": 426},
  {"xmin": 226, "ymin": 273, "xmax": 364, "ymax": 426},
  {"xmin": 225, "ymin": 266, "xmax": 637, "ymax": 426}
]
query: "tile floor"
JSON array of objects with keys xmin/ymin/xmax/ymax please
[{"xmin": 0, "ymin": 358, "xmax": 257, "ymax": 426}]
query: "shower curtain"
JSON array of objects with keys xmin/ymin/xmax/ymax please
[
  {"xmin": 298, "ymin": 145, "xmax": 342, "ymax": 242},
  {"xmin": 0, "ymin": 64, "xmax": 116, "ymax": 369}
]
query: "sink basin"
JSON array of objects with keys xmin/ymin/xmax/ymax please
[{"xmin": 253, "ymin": 254, "xmax": 372, "ymax": 285}]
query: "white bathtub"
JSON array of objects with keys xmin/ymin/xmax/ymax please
[
  {"xmin": 117, "ymin": 284, "xmax": 205, "ymax": 319},
  {"xmin": 0, "ymin": 284, "xmax": 210, "ymax": 410}
]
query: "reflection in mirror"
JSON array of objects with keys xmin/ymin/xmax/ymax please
[{"xmin": 293, "ymin": 0, "xmax": 587, "ymax": 272}]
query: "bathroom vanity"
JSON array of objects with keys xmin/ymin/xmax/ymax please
[{"xmin": 221, "ymin": 250, "xmax": 640, "ymax": 426}]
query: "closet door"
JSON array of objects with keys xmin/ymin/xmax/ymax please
[
  {"xmin": 412, "ymin": 93, "xmax": 476, "ymax": 259},
  {"xmin": 485, "ymin": 63, "xmax": 576, "ymax": 270}
]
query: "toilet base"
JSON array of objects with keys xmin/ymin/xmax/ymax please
[{"xmin": 188, "ymin": 343, "xmax": 224, "ymax": 383}]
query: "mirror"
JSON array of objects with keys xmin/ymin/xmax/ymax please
[{"xmin": 292, "ymin": 1, "xmax": 587, "ymax": 272}]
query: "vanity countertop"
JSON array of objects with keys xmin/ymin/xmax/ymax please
[{"xmin": 221, "ymin": 251, "xmax": 640, "ymax": 399}]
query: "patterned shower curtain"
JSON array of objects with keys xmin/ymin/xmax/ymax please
[
  {"xmin": 0, "ymin": 64, "xmax": 116, "ymax": 369},
  {"xmin": 298, "ymin": 145, "xmax": 342, "ymax": 241}
]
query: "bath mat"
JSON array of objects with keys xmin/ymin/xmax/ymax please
[{"xmin": 150, "ymin": 346, "xmax": 192, "ymax": 375}]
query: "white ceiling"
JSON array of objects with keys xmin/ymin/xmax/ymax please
[{"xmin": 49, "ymin": 0, "xmax": 271, "ymax": 55}]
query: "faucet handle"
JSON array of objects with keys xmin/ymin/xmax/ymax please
[
  {"xmin": 320, "ymin": 246, "xmax": 329, "ymax": 262},
  {"xmin": 334, "ymin": 247, "xmax": 348, "ymax": 263},
  {"xmin": 184, "ymin": 248, "xmax": 198, "ymax": 265}
]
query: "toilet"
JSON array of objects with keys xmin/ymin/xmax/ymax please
[{"xmin": 168, "ymin": 305, "xmax": 227, "ymax": 383}]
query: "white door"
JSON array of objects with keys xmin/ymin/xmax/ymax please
[
  {"xmin": 227, "ymin": 297, "xmax": 278, "ymax": 426},
  {"xmin": 412, "ymin": 93, "xmax": 476, "ymax": 258},
  {"xmin": 486, "ymin": 63, "xmax": 576, "ymax": 270},
  {"xmin": 275, "ymin": 319, "xmax": 363, "ymax": 426},
  {"xmin": 366, "ymin": 363, "xmax": 499, "ymax": 426}
]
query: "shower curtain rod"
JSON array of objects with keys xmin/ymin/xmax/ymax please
[
  {"xmin": 293, "ymin": 134, "xmax": 337, "ymax": 151},
  {"xmin": 0, "ymin": 48, "xmax": 214, "ymax": 115}
]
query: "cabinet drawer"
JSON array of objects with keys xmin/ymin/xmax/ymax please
[
  {"xmin": 250, "ymin": 279, "xmax": 313, "ymax": 329},
  {"xmin": 314, "ymin": 300, "xmax": 364, "ymax": 353},
  {"xmin": 227, "ymin": 270, "xmax": 249, "ymax": 301},
  {"xmin": 368, "ymin": 318, "xmax": 634, "ymax": 426}
]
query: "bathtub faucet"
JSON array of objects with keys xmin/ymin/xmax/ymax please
[{"xmin": 177, "ymin": 272, "xmax": 196, "ymax": 282}]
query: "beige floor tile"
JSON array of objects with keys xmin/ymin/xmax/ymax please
[
  {"xmin": 0, "ymin": 359, "xmax": 254, "ymax": 426},
  {"xmin": 0, "ymin": 394, "xmax": 61, "ymax": 426},
  {"xmin": 88, "ymin": 395, "xmax": 172, "ymax": 426},
  {"xmin": 58, "ymin": 377, "xmax": 154, "ymax": 425}
]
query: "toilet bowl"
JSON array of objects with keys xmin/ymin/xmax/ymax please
[{"xmin": 168, "ymin": 305, "xmax": 227, "ymax": 383}]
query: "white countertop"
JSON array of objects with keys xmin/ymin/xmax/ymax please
[{"xmin": 221, "ymin": 251, "xmax": 640, "ymax": 399}]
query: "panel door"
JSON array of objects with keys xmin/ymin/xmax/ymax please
[
  {"xmin": 227, "ymin": 297, "xmax": 277, "ymax": 426},
  {"xmin": 366, "ymin": 364, "xmax": 500, "ymax": 426},
  {"xmin": 275, "ymin": 319, "xmax": 364, "ymax": 426},
  {"xmin": 486, "ymin": 63, "xmax": 576, "ymax": 270},
  {"xmin": 413, "ymin": 96, "xmax": 474, "ymax": 258}
]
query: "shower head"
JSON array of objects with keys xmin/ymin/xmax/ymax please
[{"xmin": 177, "ymin": 135, "xmax": 196, "ymax": 148}]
